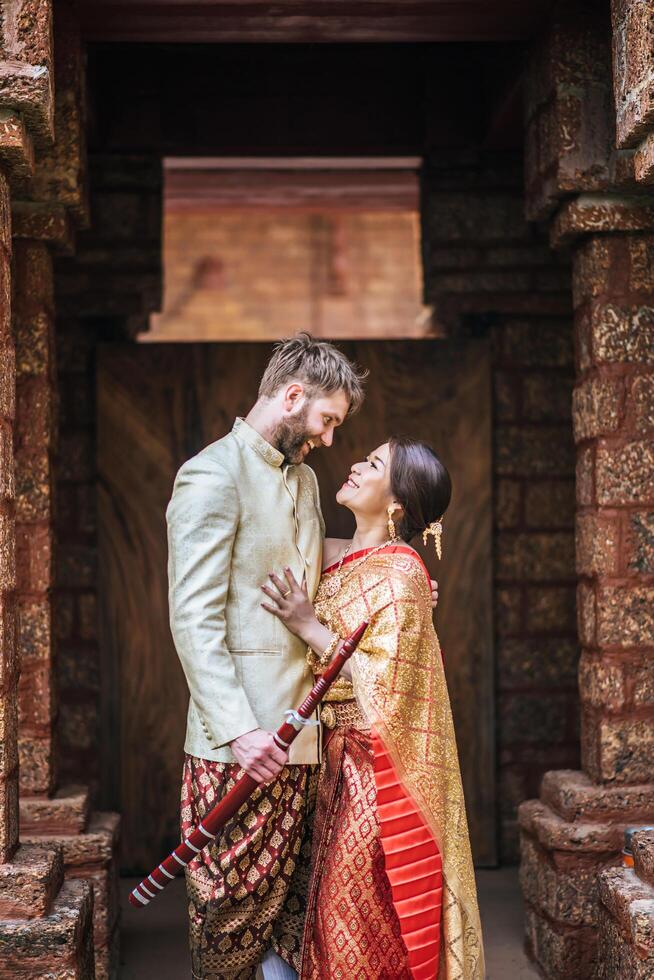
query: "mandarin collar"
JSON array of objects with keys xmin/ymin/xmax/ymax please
[{"xmin": 232, "ymin": 417, "xmax": 284, "ymax": 468}]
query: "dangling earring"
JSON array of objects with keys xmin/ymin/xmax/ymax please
[{"xmin": 387, "ymin": 505, "xmax": 397, "ymax": 542}]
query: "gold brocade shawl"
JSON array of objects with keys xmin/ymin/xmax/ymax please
[{"xmin": 315, "ymin": 548, "xmax": 485, "ymax": 980}]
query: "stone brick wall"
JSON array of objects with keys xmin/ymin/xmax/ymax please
[
  {"xmin": 597, "ymin": 830, "xmax": 654, "ymax": 978},
  {"xmin": 492, "ymin": 315, "xmax": 579, "ymax": 861},
  {"xmin": 13, "ymin": 239, "xmax": 57, "ymax": 799},
  {"xmin": 54, "ymin": 319, "xmax": 99, "ymax": 793},
  {"xmin": 0, "ymin": 171, "xmax": 18, "ymax": 864},
  {"xmin": 573, "ymin": 233, "xmax": 654, "ymax": 784},
  {"xmin": 148, "ymin": 207, "xmax": 427, "ymax": 342}
]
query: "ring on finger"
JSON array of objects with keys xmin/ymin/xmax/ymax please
[{"xmin": 281, "ymin": 589, "xmax": 291, "ymax": 598}]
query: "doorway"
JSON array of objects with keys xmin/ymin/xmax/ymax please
[{"xmin": 97, "ymin": 338, "xmax": 494, "ymax": 871}]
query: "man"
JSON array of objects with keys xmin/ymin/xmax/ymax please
[{"xmin": 167, "ymin": 334, "xmax": 366, "ymax": 979}]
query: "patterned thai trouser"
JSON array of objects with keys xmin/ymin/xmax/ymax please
[{"xmin": 181, "ymin": 755, "xmax": 317, "ymax": 980}]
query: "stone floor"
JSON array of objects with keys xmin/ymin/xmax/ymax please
[{"xmin": 119, "ymin": 868, "xmax": 539, "ymax": 978}]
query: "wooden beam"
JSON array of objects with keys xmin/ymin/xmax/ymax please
[{"xmin": 79, "ymin": 1, "xmax": 551, "ymax": 43}]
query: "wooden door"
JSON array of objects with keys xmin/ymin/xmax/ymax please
[{"xmin": 98, "ymin": 340, "xmax": 495, "ymax": 871}]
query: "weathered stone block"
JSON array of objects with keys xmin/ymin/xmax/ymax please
[
  {"xmin": 631, "ymin": 658, "xmax": 654, "ymax": 707},
  {"xmin": 611, "ymin": 0, "xmax": 654, "ymax": 147},
  {"xmin": 519, "ymin": 798, "xmax": 625, "ymax": 854},
  {"xmin": 500, "ymin": 319, "xmax": 573, "ymax": 368},
  {"xmin": 0, "ymin": 769, "xmax": 18, "ymax": 864},
  {"xmin": 15, "ymin": 451, "xmax": 50, "ymax": 522},
  {"xmin": 635, "ymin": 131, "xmax": 654, "ymax": 183},
  {"xmin": 633, "ymin": 831, "xmax": 654, "ymax": 889},
  {"xmin": 0, "ymin": 594, "xmax": 17, "ymax": 693},
  {"xmin": 524, "ymin": 902, "xmax": 597, "ymax": 979},
  {"xmin": 20, "ymin": 785, "xmax": 90, "ymax": 837},
  {"xmin": 497, "ymin": 425, "xmax": 575, "ymax": 477},
  {"xmin": 576, "ymin": 445, "xmax": 595, "ymax": 506},
  {"xmin": 0, "ymin": 694, "xmax": 18, "ymax": 775},
  {"xmin": 542, "ymin": 768, "xmax": 654, "ymax": 823},
  {"xmin": 579, "ymin": 654, "xmax": 626, "ymax": 711},
  {"xmin": 572, "ymin": 377, "xmax": 624, "ymax": 442},
  {"xmin": 577, "ymin": 581, "xmax": 597, "ymax": 647},
  {"xmin": 18, "ymin": 734, "xmax": 53, "ymax": 796},
  {"xmin": 0, "ymin": 109, "xmax": 35, "ymax": 188},
  {"xmin": 0, "ymin": 843, "xmax": 62, "ymax": 919},
  {"xmin": 22, "ymin": 811, "xmax": 119, "ymax": 871},
  {"xmin": 520, "ymin": 832, "xmax": 612, "ymax": 927},
  {"xmin": 596, "ymin": 442, "xmax": 654, "ymax": 505},
  {"xmin": 525, "ymin": 585, "xmax": 576, "ymax": 632},
  {"xmin": 18, "ymin": 661, "xmax": 54, "ymax": 728},
  {"xmin": 625, "ymin": 512, "xmax": 654, "ymax": 573},
  {"xmin": 16, "ymin": 595, "xmax": 50, "ymax": 664},
  {"xmin": 591, "ymin": 302, "xmax": 654, "ymax": 365},
  {"xmin": 629, "ymin": 235, "xmax": 654, "ymax": 291},
  {"xmin": 494, "ymin": 479, "xmax": 521, "ymax": 529},
  {"xmin": 0, "ymin": 508, "xmax": 17, "ymax": 591},
  {"xmin": 0, "ymin": 878, "xmax": 94, "ymax": 979},
  {"xmin": 596, "ymin": 584, "xmax": 654, "ymax": 646},
  {"xmin": 15, "ymin": 377, "xmax": 53, "ymax": 450},
  {"xmin": 524, "ymin": 374, "xmax": 573, "ymax": 422},
  {"xmin": 0, "ymin": 347, "xmax": 15, "ymax": 420},
  {"xmin": 632, "ymin": 374, "xmax": 654, "ymax": 432},
  {"xmin": 500, "ymin": 692, "xmax": 570, "ymax": 747},
  {"xmin": 0, "ymin": 425, "xmax": 13, "ymax": 502},
  {"xmin": 498, "ymin": 639, "xmax": 578, "ymax": 690},
  {"xmin": 584, "ymin": 714, "xmax": 654, "ymax": 784},
  {"xmin": 15, "ymin": 523, "xmax": 52, "ymax": 593},
  {"xmin": 576, "ymin": 512, "xmax": 620, "ymax": 576},
  {"xmin": 553, "ymin": 194, "xmax": 654, "ymax": 248},
  {"xmin": 497, "ymin": 531, "xmax": 575, "ymax": 580},
  {"xmin": 596, "ymin": 903, "xmax": 654, "ymax": 980},
  {"xmin": 524, "ymin": 479, "xmax": 575, "ymax": 528}
]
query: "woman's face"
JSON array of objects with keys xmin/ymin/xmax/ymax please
[{"xmin": 336, "ymin": 442, "xmax": 395, "ymax": 521}]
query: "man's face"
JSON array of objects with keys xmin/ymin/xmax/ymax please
[{"xmin": 274, "ymin": 390, "xmax": 350, "ymax": 465}]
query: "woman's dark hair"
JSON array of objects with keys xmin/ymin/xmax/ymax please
[{"xmin": 388, "ymin": 437, "xmax": 452, "ymax": 543}]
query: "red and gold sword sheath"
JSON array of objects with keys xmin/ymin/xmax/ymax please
[{"xmin": 129, "ymin": 620, "xmax": 368, "ymax": 908}]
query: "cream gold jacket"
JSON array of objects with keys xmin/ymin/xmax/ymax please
[{"xmin": 166, "ymin": 418, "xmax": 325, "ymax": 764}]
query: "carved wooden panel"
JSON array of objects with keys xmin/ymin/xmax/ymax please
[{"xmin": 98, "ymin": 339, "xmax": 494, "ymax": 871}]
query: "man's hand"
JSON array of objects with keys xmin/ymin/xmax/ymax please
[
  {"xmin": 430, "ymin": 579, "xmax": 439, "ymax": 610},
  {"xmin": 230, "ymin": 729, "xmax": 288, "ymax": 784}
]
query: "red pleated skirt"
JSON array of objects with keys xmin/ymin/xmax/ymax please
[{"xmin": 300, "ymin": 720, "xmax": 442, "ymax": 979}]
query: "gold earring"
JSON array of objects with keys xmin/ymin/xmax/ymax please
[
  {"xmin": 387, "ymin": 505, "xmax": 397, "ymax": 541},
  {"xmin": 423, "ymin": 520, "xmax": 443, "ymax": 560}
]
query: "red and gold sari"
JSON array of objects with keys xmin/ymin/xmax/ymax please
[{"xmin": 300, "ymin": 545, "xmax": 484, "ymax": 980}]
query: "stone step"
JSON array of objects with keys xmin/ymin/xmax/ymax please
[
  {"xmin": 0, "ymin": 843, "xmax": 63, "ymax": 920},
  {"xmin": 519, "ymin": 798, "xmax": 627, "ymax": 853},
  {"xmin": 0, "ymin": 878, "xmax": 94, "ymax": 979},
  {"xmin": 21, "ymin": 811, "xmax": 120, "ymax": 979},
  {"xmin": 541, "ymin": 769, "xmax": 654, "ymax": 824},
  {"xmin": 633, "ymin": 830, "xmax": 654, "ymax": 888},
  {"xmin": 19, "ymin": 784, "xmax": 90, "ymax": 836}
]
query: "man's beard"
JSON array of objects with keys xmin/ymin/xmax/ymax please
[{"xmin": 273, "ymin": 405, "xmax": 313, "ymax": 465}]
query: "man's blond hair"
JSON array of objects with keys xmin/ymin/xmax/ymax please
[{"xmin": 258, "ymin": 333, "xmax": 366, "ymax": 415}]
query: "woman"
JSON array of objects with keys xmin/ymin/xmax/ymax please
[{"xmin": 261, "ymin": 438, "xmax": 484, "ymax": 980}]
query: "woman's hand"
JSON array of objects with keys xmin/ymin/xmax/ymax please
[{"xmin": 261, "ymin": 567, "xmax": 318, "ymax": 641}]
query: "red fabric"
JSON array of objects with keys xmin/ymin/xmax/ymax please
[
  {"xmin": 372, "ymin": 730, "xmax": 443, "ymax": 980},
  {"xmin": 323, "ymin": 544, "xmax": 432, "ymax": 588}
]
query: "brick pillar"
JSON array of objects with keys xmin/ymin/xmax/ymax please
[
  {"xmin": 517, "ymin": 5, "xmax": 654, "ymax": 978},
  {"xmin": 0, "ymin": 172, "xmax": 18, "ymax": 868},
  {"xmin": 13, "ymin": 239, "xmax": 57, "ymax": 799},
  {"xmin": 0, "ymin": 2, "xmax": 99, "ymax": 975}
]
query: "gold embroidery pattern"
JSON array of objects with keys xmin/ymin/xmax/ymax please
[
  {"xmin": 181, "ymin": 756, "xmax": 317, "ymax": 979},
  {"xmin": 313, "ymin": 551, "xmax": 485, "ymax": 980}
]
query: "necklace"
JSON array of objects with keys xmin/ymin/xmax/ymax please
[{"xmin": 321, "ymin": 537, "xmax": 394, "ymax": 599}]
